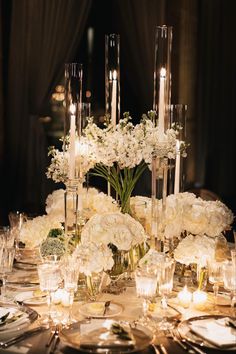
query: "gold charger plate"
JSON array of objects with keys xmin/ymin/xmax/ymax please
[{"xmin": 60, "ymin": 320, "xmax": 154, "ymax": 353}]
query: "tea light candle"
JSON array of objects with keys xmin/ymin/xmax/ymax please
[
  {"xmin": 178, "ymin": 285, "xmax": 192, "ymax": 308},
  {"xmin": 60, "ymin": 289, "xmax": 71, "ymax": 307},
  {"xmin": 193, "ymin": 289, "xmax": 207, "ymax": 309}
]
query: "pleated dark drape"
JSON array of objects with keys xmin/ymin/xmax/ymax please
[
  {"xmin": 5, "ymin": 0, "xmax": 91, "ymax": 215},
  {"xmin": 196, "ymin": 0, "xmax": 236, "ymax": 206}
]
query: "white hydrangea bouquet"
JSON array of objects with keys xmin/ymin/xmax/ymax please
[{"xmin": 81, "ymin": 211, "xmax": 147, "ymax": 252}]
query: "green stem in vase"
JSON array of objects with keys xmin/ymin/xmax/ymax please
[{"xmin": 92, "ymin": 161, "xmax": 147, "ymax": 214}]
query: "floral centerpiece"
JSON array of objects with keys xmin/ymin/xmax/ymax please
[
  {"xmin": 82, "ymin": 112, "xmax": 180, "ymax": 213},
  {"xmin": 46, "ymin": 112, "xmax": 182, "ymax": 214}
]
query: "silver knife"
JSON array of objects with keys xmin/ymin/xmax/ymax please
[{"xmin": 0, "ymin": 326, "xmax": 46, "ymax": 348}]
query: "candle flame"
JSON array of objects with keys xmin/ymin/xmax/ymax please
[
  {"xmin": 70, "ymin": 103, "xmax": 76, "ymax": 115},
  {"xmin": 113, "ymin": 70, "xmax": 117, "ymax": 80},
  {"xmin": 160, "ymin": 67, "xmax": 166, "ymax": 78}
]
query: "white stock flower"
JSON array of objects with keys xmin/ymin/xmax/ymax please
[
  {"xmin": 19, "ymin": 215, "xmax": 62, "ymax": 248},
  {"xmin": 72, "ymin": 242, "xmax": 114, "ymax": 276},
  {"xmin": 81, "ymin": 212, "xmax": 147, "ymax": 251},
  {"xmin": 174, "ymin": 234, "xmax": 216, "ymax": 266}
]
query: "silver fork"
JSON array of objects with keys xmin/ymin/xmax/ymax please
[{"xmin": 49, "ymin": 324, "xmax": 60, "ymax": 353}]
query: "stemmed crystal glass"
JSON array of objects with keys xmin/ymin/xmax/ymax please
[
  {"xmin": 0, "ymin": 247, "xmax": 15, "ymax": 300},
  {"xmin": 158, "ymin": 258, "xmax": 175, "ymax": 330},
  {"xmin": 207, "ymin": 259, "xmax": 224, "ymax": 307},
  {"xmin": 222, "ymin": 262, "xmax": 236, "ymax": 314},
  {"xmin": 8, "ymin": 211, "xmax": 27, "ymax": 259},
  {"xmin": 37, "ymin": 260, "xmax": 62, "ymax": 325},
  {"xmin": 60, "ymin": 257, "xmax": 79, "ymax": 323},
  {"xmin": 135, "ymin": 266, "xmax": 158, "ymax": 324}
]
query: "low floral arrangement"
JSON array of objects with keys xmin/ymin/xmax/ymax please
[
  {"xmin": 19, "ymin": 215, "xmax": 62, "ymax": 248},
  {"xmin": 139, "ymin": 248, "xmax": 165, "ymax": 268},
  {"xmin": 130, "ymin": 192, "xmax": 233, "ymax": 240},
  {"xmin": 46, "ymin": 187, "xmax": 119, "ymax": 226},
  {"xmin": 173, "ymin": 234, "xmax": 216, "ymax": 266},
  {"xmin": 80, "ymin": 211, "xmax": 147, "ymax": 252},
  {"xmin": 71, "ymin": 241, "xmax": 114, "ymax": 276}
]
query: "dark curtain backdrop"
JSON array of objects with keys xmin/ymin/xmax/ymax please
[
  {"xmin": 5, "ymin": 0, "xmax": 91, "ymax": 217},
  {"xmin": 115, "ymin": 0, "xmax": 198, "ymax": 195},
  {"xmin": 196, "ymin": 0, "xmax": 236, "ymax": 208}
]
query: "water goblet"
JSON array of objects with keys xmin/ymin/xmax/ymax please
[
  {"xmin": 37, "ymin": 261, "xmax": 62, "ymax": 325},
  {"xmin": 207, "ymin": 259, "xmax": 224, "ymax": 307},
  {"xmin": 135, "ymin": 266, "xmax": 158, "ymax": 324},
  {"xmin": 0, "ymin": 246, "xmax": 15, "ymax": 300},
  {"xmin": 158, "ymin": 258, "xmax": 176, "ymax": 330},
  {"xmin": 222, "ymin": 262, "xmax": 236, "ymax": 315}
]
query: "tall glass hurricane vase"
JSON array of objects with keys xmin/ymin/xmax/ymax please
[
  {"xmin": 153, "ymin": 25, "xmax": 172, "ymax": 133},
  {"xmin": 64, "ymin": 63, "xmax": 84, "ymax": 245}
]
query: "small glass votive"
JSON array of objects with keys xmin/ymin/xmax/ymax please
[
  {"xmin": 177, "ymin": 285, "xmax": 192, "ymax": 308},
  {"xmin": 192, "ymin": 290, "xmax": 207, "ymax": 310}
]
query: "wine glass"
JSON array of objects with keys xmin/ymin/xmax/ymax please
[
  {"xmin": 37, "ymin": 260, "xmax": 62, "ymax": 325},
  {"xmin": 0, "ymin": 247, "xmax": 15, "ymax": 300},
  {"xmin": 207, "ymin": 259, "xmax": 224, "ymax": 307},
  {"xmin": 222, "ymin": 262, "xmax": 236, "ymax": 314},
  {"xmin": 135, "ymin": 266, "xmax": 158, "ymax": 324},
  {"xmin": 158, "ymin": 258, "xmax": 175, "ymax": 330}
]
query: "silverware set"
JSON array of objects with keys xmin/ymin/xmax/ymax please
[
  {"xmin": 166, "ymin": 328, "xmax": 207, "ymax": 354},
  {"xmin": 46, "ymin": 324, "xmax": 61, "ymax": 353},
  {"xmin": 0, "ymin": 326, "xmax": 46, "ymax": 348}
]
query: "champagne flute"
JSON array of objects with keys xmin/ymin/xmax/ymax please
[
  {"xmin": 37, "ymin": 260, "xmax": 62, "ymax": 325},
  {"xmin": 0, "ymin": 247, "xmax": 15, "ymax": 300},
  {"xmin": 158, "ymin": 258, "xmax": 175, "ymax": 330},
  {"xmin": 207, "ymin": 259, "xmax": 224, "ymax": 307}
]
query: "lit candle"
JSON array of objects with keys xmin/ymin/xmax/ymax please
[
  {"xmin": 69, "ymin": 103, "xmax": 76, "ymax": 180},
  {"xmin": 193, "ymin": 289, "xmax": 207, "ymax": 309},
  {"xmin": 158, "ymin": 67, "xmax": 166, "ymax": 138},
  {"xmin": 111, "ymin": 70, "xmax": 117, "ymax": 127},
  {"xmin": 174, "ymin": 140, "xmax": 180, "ymax": 194},
  {"xmin": 178, "ymin": 285, "xmax": 192, "ymax": 308}
]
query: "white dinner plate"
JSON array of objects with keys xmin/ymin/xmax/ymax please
[
  {"xmin": 0, "ymin": 303, "xmax": 38, "ymax": 340},
  {"xmin": 178, "ymin": 315, "xmax": 236, "ymax": 351},
  {"xmin": 14, "ymin": 291, "xmax": 47, "ymax": 306},
  {"xmin": 79, "ymin": 301, "xmax": 123, "ymax": 318}
]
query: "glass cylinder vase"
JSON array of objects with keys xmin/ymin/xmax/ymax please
[
  {"xmin": 64, "ymin": 63, "xmax": 84, "ymax": 245},
  {"xmin": 105, "ymin": 34, "xmax": 120, "ymax": 126},
  {"xmin": 153, "ymin": 25, "xmax": 172, "ymax": 133},
  {"xmin": 169, "ymin": 104, "xmax": 187, "ymax": 194},
  {"xmin": 151, "ymin": 156, "xmax": 168, "ymax": 252}
]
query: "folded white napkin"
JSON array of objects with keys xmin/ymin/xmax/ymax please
[
  {"xmin": 80, "ymin": 319, "xmax": 135, "ymax": 349},
  {"xmin": 189, "ymin": 317, "xmax": 236, "ymax": 348}
]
